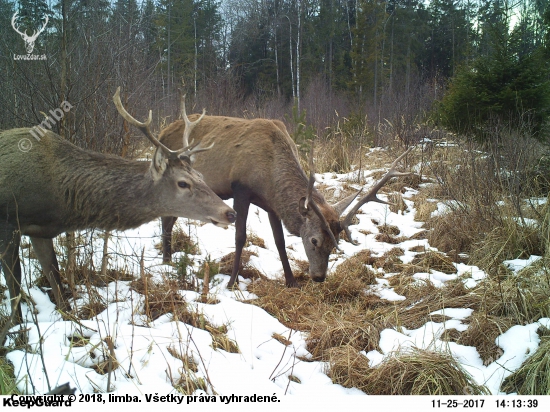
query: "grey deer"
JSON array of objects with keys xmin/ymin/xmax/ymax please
[
  {"xmin": 159, "ymin": 107, "xmax": 413, "ymax": 287},
  {"xmin": 0, "ymin": 88, "xmax": 236, "ymax": 321}
]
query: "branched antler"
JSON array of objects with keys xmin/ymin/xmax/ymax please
[
  {"xmin": 340, "ymin": 146, "xmax": 415, "ymax": 244},
  {"xmin": 180, "ymin": 94, "xmax": 206, "ymax": 148},
  {"xmin": 114, "ymin": 87, "xmax": 213, "ymax": 161}
]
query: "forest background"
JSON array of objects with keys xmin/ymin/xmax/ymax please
[{"xmin": 1, "ymin": 0, "xmax": 548, "ymax": 155}]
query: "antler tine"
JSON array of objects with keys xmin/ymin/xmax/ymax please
[
  {"xmin": 181, "ymin": 94, "xmax": 206, "ymax": 148},
  {"xmin": 179, "ymin": 141, "xmax": 215, "ymax": 159},
  {"xmin": 304, "ymin": 143, "xmax": 341, "ymax": 251},
  {"xmin": 305, "ymin": 143, "xmax": 315, "ymax": 209},
  {"xmin": 340, "ymin": 146, "xmax": 415, "ymax": 244},
  {"xmin": 113, "ymin": 87, "xmax": 177, "ymax": 158}
]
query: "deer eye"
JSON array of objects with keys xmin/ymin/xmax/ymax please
[
  {"xmin": 311, "ymin": 238, "xmax": 318, "ymax": 247},
  {"xmin": 178, "ymin": 181, "xmax": 190, "ymax": 189}
]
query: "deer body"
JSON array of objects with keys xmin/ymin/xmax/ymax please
[
  {"xmin": 0, "ymin": 124, "xmax": 235, "ymax": 321},
  {"xmin": 159, "ymin": 116, "xmax": 356, "ymax": 287}
]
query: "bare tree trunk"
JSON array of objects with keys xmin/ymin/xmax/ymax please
[
  {"xmin": 167, "ymin": 2, "xmax": 171, "ymax": 98},
  {"xmin": 287, "ymin": 15, "xmax": 295, "ymax": 100},
  {"xmin": 296, "ymin": 0, "xmax": 301, "ymax": 111},
  {"xmin": 194, "ymin": 16, "xmax": 198, "ymax": 99},
  {"xmin": 275, "ymin": 24, "xmax": 281, "ymax": 97}
]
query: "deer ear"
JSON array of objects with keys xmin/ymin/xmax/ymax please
[
  {"xmin": 332, "ymin": 190, "xmax": 362, "ymax": 216},
  {"xmin": 150, "ymin": 146, "xmax": 168, "ymax": 180},
  {"xmin": 178, "ymin": 153, "xmax": 194, "ymax": 164},
  {"xmin": 299, "ymin": 197, "xmax": 312, "ymax": 218}
]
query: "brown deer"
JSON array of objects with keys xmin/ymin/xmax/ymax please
[
  {"xmin": 159, "ymin": 107, "xmax": 413, "ymax": 288},
  {"xmin": 0, "ymin": 88, "xmax": 236, "ymax": 322}
]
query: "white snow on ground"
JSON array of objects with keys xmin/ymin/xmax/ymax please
[{"xmin": 2, "ymin": 155, "xmax": 548, "ymax": 396}]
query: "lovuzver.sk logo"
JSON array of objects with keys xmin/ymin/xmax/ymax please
[{"xmin": 11, "ymin": 11, "xmax": 48, "ymax": 61}]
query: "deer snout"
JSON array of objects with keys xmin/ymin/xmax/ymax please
[
  {"xmin": 226, "ymin": 211, "xmax": 237, "ymax": 223},
  {"xmin": 310, "ymin": 274, "xmax": 326, "ymax": 283},
  {"xmin": 208, "ymin": 207, "xmax": 237, "ymax": 228}
]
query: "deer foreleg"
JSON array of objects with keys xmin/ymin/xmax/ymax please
[
  {"xmin": 228, "ymin": 187, "xmax": 250, "ymax": 288},
  {"xmin": 268, "ymin": 212, "xmax": 297, "ymax": 287},
  {"xmin": 30, "ymin": 237, "xmax": 71, "ymax": 313},
  {"xmin": 162, "ymin": 216, "xmax": 178, "ymax": 263}
]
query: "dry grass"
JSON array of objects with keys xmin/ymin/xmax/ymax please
[
  {"xmin": 469, "ymin": 220, "xmax": 544, "ymax": 275},
  {"xmin": 130, "ymin": 275, "xmax": 224, "ymax": 331},
  {"xmin": 307, "ymin": 308, "xmax": 386, "ymax": 359},
  {"xmin": 174, "ymin": 371, "xmax": 208, "ymax": 395},
  {"xmin": 501, "ymin": 327, "xmax": 550, "ymax": 395},
  {"xmin": 272, "ymin": 333, "xmax": 292, "ymax": 346},
  {"xmin": 155, "ymin": 227, "xmax": 200, "ymax": 255},
  {"xmin": 246, "ymin": 231, "xmax": 267, "ymax": 248},
  {"xmin": 426, "ymin": 212, "xmax": 480, "ymax": 256},
  {"xmin": 218, "ymin": 250, "xmax": 264, "ymax": 280},
  {"xmin": 326, "ymin": 345, "xmax": 373, "ymax": 390},
  {"xmin": 388, "ymin": 193, "xmax": 409, "ymax": 214},
  {"xmin": 248, "ymin": 249, "xmax": 399, "ymax": 362},
  {"xmin": 410, "ymin": 251, "xmax": 457, "ymax": 274},
  {"xmin": 375, "ymin": 233, "xmax": 408, "ymax": 244},
  {"xmin": 208, "ymin": 325, "xmax": 240, "ymax": 353},
  {"xmin": 328, "ymin": 346, "xmax": 488, "ymax": 395},
  {"xmin": 469, "ymin": 269, "xmax": 550, "ymax": 324},
  {"xmin": 394, "ymin": 281, "xmax": 477, "ymax": 329},
  {"xmin": 458, "ymin": 314, "xmax": 512, "ymax": 365},
  {"xmin": 167, "ymin": 346, "xmax": 199, "ymax": 372},
  {"xmin": 414, "ymin": 198, "xmax": 439, "ymax": 223}
]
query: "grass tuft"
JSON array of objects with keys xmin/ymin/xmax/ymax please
[
  {"xmin": 329, "ymin": 346, "xmax": 489, "ymax": 395},
  {"xmin": 501, "ymin": 327, "xmax": 550, "ymax": 395}
]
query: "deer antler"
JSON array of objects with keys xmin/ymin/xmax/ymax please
[
  {"xmin": 114, "ymin": 87, "xmax": 213, "ymax": 161},
  {"xmin": 305, "ymin": 146, "xmax": 341, "ymax": 251},
  {"xmin": 113, "ymin": 87, "xmax": 174, "ymax": 155},
  {"xmin": 340, "ymin": 146, "xmax": 415, "ymax": 245},
  {"xmin": 180, "ymin": 94, "xmax": 206, "ymax": 148}
]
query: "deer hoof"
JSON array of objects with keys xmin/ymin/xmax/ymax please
[{"xmin": 285, "ymin": 279, "xmax": 299, "ymax": 288}]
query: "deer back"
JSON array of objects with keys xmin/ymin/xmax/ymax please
[{"xmin": 159, "ymin": 116, "xmax": 303, "ymax": 205}]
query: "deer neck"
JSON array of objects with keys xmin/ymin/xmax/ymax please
[
  {"xmin": 272, "ymin": 164, "xmax": 328, "ymax": 237},
  {"xmin": 60, "ymin": 152, "xmax": 158, "ymax": 231}
]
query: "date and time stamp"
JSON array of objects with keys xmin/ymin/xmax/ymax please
[
  {"xmin": 432, "ymin": 399, "xmax": 541, "ymax": 409},
  {"xmin": 0, "ymin": 394, "xmax": 545, "ymax": 410}
]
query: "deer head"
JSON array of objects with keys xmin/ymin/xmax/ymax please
[
  {"xmin": 113, "ymin": 87, "xmax": 235, "ymax": 227},
  {"xmin": 11, "ymin": 12, "xmax": 48, "ymax": 54},
  {"xmin": 301, "ymin": 146, "xmax": 414, "ymax": 282}
]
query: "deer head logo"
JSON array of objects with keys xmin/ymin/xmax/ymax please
[{"xmin": 11, "ymin": 11, "xmax": 49, "ymax": 54}]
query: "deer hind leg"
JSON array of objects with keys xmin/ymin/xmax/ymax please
[
  {"xmin": 30, "ymin": 237, "xmax": 71, "ymax": 312},
  {"xmin": 162, "ymin": 216, "xmax": 178, "ymax": 263},
  {"xmin": 268, "ymin": 212, "xmax": 298, "ymax": 288},
  {"xmin": 0, "ymin": 227, "xmax": 23, "ymax": 323},
  {"xmin": 228, "ymin": 186, "xmax": 251, "ymax": 288}
]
